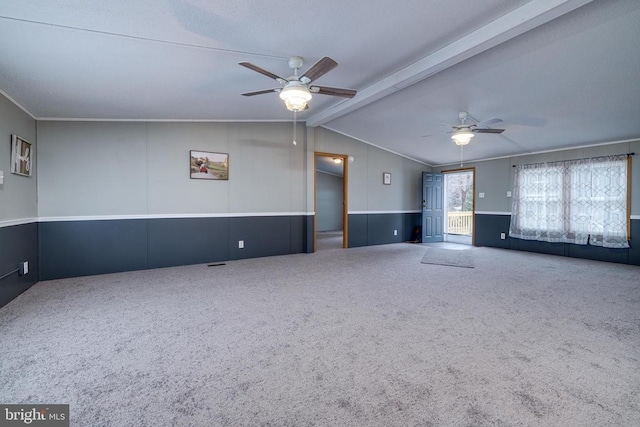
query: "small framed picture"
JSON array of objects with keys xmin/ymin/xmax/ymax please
[
  {"xmin": 11, "ymin": 135, "xmax": 32, "ymax": 177},
  {"xmin": 383, "ymin": 172, "xmax": 391, "ymax": 185},
  {"xmin": 190, "ymin": 150, "xmax": 229, "ymax": 180}
]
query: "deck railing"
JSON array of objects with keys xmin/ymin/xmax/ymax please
[{"xmin": 448, "ymin": 211, "xmax": 473, "ymax": 235}]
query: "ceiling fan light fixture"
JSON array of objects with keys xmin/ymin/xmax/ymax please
[
  {"xmin": 279, "ymin": 82, "xmax": 312, "ymax": 112},
  {"xmin": 451, "ymin": 129, "xmax": 474, "ymax": 146}
]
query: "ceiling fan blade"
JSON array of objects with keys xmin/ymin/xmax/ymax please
[
  {"xmin": 310, "ymin": 86, "xmax": 357, "ymax": 98},
  {"xmin": 239, "ymin": 62, "xmax": 286, "ymax": 82},
  {"xmin": 422, "ymin": 131, "xmax": 452, "ymax": 138},
  {"xmin": 241, "ymin": 89, "xmax": 280, "ymax": 96},
  {"xmin": 474, "ymin": 128, "xmax": 505, "ymax": 134},
  {"xmin": 474, "ymin": 117, "xmax": 503, "ymax": 128},
  {"xmin": 300, "ymin": 57, "xmax": 338, "ymax": 83}
]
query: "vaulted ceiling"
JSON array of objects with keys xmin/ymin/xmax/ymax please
[{"xmin": 1, "ymin": 0, "xmax": 639, "ymax": 166}]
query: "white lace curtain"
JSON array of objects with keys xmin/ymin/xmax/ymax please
[{"xmin": 509, "ymin": 154, "xmax": 629, "ymax": 248}]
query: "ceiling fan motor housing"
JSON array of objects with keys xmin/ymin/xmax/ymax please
[{"xmin": 288, "ymin": 56, "xmax": 304, "ymax": 71}]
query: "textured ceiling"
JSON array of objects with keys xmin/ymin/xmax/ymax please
[{"xmin": 1, "ymin": 0, "xmax": 639, "ymax": 165}]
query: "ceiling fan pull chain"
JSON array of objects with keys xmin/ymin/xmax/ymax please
[
  {"xmin": 292, "ymin": 111, "xmax": 297, "ymax": 145},
  {"xmin": 460, "ymin": 145, "xmax": 464, "ymax": 167}
]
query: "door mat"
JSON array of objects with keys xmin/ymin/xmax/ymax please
[{"xmin": 420, "ymin": 247, "xmax": 474, "ymax": 268}]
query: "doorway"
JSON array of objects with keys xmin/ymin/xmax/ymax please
[
  {"xmin": 443, "ymin": 168, "xmax": 475, "ymax": 245},
  {"xmin": 421, "ymin": 168, "xmax": 475, "ymax": 245},
  {"xmin": 314, "ymin": 152, "xmax": 348, "ymax": 250}
]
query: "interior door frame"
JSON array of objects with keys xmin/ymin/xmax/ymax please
[
  {"xmin": 441, "ymin": 167, "xmax": 476, "ymax": 246},
  {"xmin": 314, "ymin": 152, "xmax": 349, "ymax": 250}
]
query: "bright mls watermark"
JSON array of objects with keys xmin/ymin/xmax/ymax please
[{"xmin": 0, "ymin": 405, "xmax": 68, "ymax": 427}]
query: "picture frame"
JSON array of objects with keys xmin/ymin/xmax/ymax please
[
  {"xmin": 190, "ymin": 150, "xmax": 229, "ymax": 180},
  {"xmin": 10, "ymin": 135, "xmax": 32, "ymax": 177},
  {"xmin": 383, "ymin": 172, "xmax": 391, "ymax": 185}
]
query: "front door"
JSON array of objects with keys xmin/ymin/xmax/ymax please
[{"xmin": 422, "ymin": 172, "xmax": 444, "ymax": 243}]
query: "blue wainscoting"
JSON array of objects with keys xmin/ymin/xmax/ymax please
[
  {"xmin": 348, "ymin": 212, "xmax": 421, "ymax": 248},
  {"xmin": 0, "ymin": 222, "xmax": 39, "ymax": 308},
  {"xmin": 39, "ymin": 219, "xmax": 149, "ymax": 280},
  {"xmin": 38, "ymin": 215, "xmax": 313, "ymax": 281},
  {"xmin": 475, "ymin": 213, "xmax": 640, "ymax": 266},
  {"xmin": 147, "ymin": 218, "xmax": 230, "ymax": 268}
]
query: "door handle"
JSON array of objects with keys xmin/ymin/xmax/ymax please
[{"xmin": 422, "ymin": 199, "xmax": 427, "ymax": 209}]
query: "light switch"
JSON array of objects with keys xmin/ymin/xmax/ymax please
[
  {"xmin": 507, "ymin": 191, "xmax": 512, "ymax": 197},
  {"xmin": 479, "ymin": 192, "xmax": 485, "ymax": 198},
  {"xmin": 0, "ymin": 170, "xmax": 4, "ymax": 184}
]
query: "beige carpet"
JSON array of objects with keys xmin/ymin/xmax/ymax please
[{"xmin": 1, "ymin": 244, "xmax": 639, "ymax": 426}]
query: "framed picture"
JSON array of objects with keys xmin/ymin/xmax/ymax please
[
  {"xmin": 11, "ymin": 135, "xmax": 32, "ymax": 177},
  {"xmin": 383, "ymin": 172, "xmax": 391, "ymax": 185},
  {"xmin": 190, "ymin": 150, "xmax": 228, "ymax": 180}
]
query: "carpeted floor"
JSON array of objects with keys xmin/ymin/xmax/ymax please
[
  {"xmin": 421, "ymin": 246, "xmax": 474, "ymax": 268},
  {"xmin": 1, "ymin": 244, "xmax": 639, "ymax": 426},
  {"xmin": 315, "ymin": 231, "xmax": 344, "ymax": 251}
]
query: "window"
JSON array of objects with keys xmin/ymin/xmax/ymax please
[{"xmin": 509, "ymin": 155, "xmax": 629, "ymax": 248}]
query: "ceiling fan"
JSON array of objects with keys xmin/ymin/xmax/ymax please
[
  {"xmin": 239, "ymin": 56, "xmax": 357, "ymax": 112},
  {"xmin": 425, "ymin": 112, "xmax": 505, "ymax": 145}
]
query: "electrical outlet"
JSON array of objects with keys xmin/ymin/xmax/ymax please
[
  {"xmin": 394, "ymin": 230, "xmax": 397, "ymax": 236},
  {"xmin": 18, "ymin": 261, "xmax": 29, "ymax": 276},
  {"xmin": 500, "ymin": 233, "xmax": 506, "ymax": 240},
  {"xmin": 479, "ymin": 192, "xmax": 485, "ymax": 198},
  {"xmin": 238, "ymin": 240, "xmax": 244, "ymax": 249}
]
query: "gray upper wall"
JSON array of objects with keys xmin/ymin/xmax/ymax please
[
  {"xmin": 0, "ymin": 95, "xmax": 37, "ymax": 222},
  {"xmin": 36, "ymin": 121, "xmax": 307, "ymax": 217},
  {"xmin": 35, "ymin": 121, "xmax": 428, "ymax": 218},
  {"xmin": 433, "ymin": 140, "xmax": 640, "ymax": 215},
  {"xmin": 311, "ymin": 128, "xmax": 429, "ymax": 213},
  {"xmin": 3, "ymin": 84, "xmax": 635, "ymax": 222}
]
